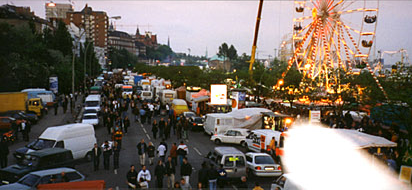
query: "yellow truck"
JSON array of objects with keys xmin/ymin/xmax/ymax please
[{"xmin": 0, "ymin": 92, "xmax": 44, "ymax": 116}]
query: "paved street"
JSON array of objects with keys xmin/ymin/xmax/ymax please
[{"xmin": 5, "ymin": 96, "xmax": 274, "ymax": 189}]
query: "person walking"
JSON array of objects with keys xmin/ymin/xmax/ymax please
[
  {"xmin": 140, "ymin": 108, "xmax": 146, "ymax": 124},
  {"xmin": 180, "ymin": 157, "xmax": 192, "ymax": 184},
  {"xmin": 113, "ymin": 129, "xmax": 123, "ymax": 148},
  {"xmin": 123, "ymin": 116, "xmax": 130, "ymax": 134},
  {"xmin": 217, "ymin": 164, "xmax": 227, "ymax": 189},
  {"xmin": 176, "ymin": 119, "xmax": 182, "ymax": 139},
  {"xmin": 137, "ymin": 139, "xmax": 147, "ymax": 166},
  {"xmin": 147, "ymin": 142, "xmax": 156, "ymax": 166},
  {"xmin": 91, "ymin": 143, "xmax": 102, "ymax": 171},
  {"xmin": 170, "ymin": 143, "xmax": 178, "ymax": 167},
  {"xmin": 198, "ymin": 162, "xmax": 209, "ymax": 189},
  {"xmin": 148, "ymin": 103, "xmax": 154, "ymax": 124},
  {"xmin": 152, "ymin": 120, "xmax": 158, "ymax": 139},
  {"xmin": 113, "ymin": 141, "xmax": 120, "ymax": 170},
  {"xmin": 177, "ymin": 141, "xmax": 188, "ymax": 166},
  {"xmin": 269, "ymin": 137, "xmax": 277, "ymax": 158},
  {"xmin": 180, "ymin": 177, "xmax": 192, "ymax": 190},
  {"xmin": 0, "ymin": 136, "xmax": 9, "ymax": 168},
  {"xmin": 126, "ymin": 165, "xmax": 138, "ymax": 189},
  {"xmin": 207, "ymin": 165, "xmax": 219, "ymax": 190},
  {"xmin": 159, "ymin": 118, "xmax": 166, "ymax": 139},
  {"xmin": 103, "ymin": 141, "xmax": 112, "ymax": 170},
  {"xmin": 137, "ymin": 165, "xmax": 151, "ymax": 187},
  {"xmin": 154, "ymin": 160, "xmax": 166, "ymax": 188},
  {"xmin": 157, "ymin": 142, "xmax": 167, "ymax": 163},
  {"xmin": 183, "ymin": 117, "xmax": 189, "ymax": 140},
  {"xmin": 106, "ymin": 117, "xmax": 113, "ymax": 135},
  {"xmin": 165, "ymin": 119, "xmax": 172, "ymax": 139},
  {"xmin": 165, "ymin": 156, "xmax": 176, "ymax": 189},
  {"xmin": 21, "ymin": 120, "xmax": 29, "ymax": 142},
  {"xmin": 53, "ymin": 100, "xmax": 58, "ymax": 115}
]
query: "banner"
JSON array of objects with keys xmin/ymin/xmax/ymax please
[
  {"xmin": 232, "ymin": 91, "xmax": 239, "ymax": 110},
  {"xmin": 210, "ymin": 84, "xmax": 227, "ymax": 105},
  {"xmin": 49, "ymin": 77, "xmax": 58, "ymax": 94},
  {"xmin": 309, "ymin": 110, "xmax": 321, "ymax": 123}
]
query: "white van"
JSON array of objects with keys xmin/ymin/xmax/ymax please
[
  {"xmin": 245, "ymin": 129, "xmax": 281, "ymax": 153},
  {"xmin": 141, "ymin": 91, "xmax": 153, "ymax": 101},
  {"xmin": 14, "ymin": 123, "xmax": 97, "ymax": 160},
  {"xmin": 204, "ymin": 113, "xmax": 234, "ymax": 135},
  {"xmin": 160, "ymin": 89, "xmax": 177, "ymax": 106},
  {"xmin": 85, "ymin": 94, "xmax": 101, "ymax": 112}
]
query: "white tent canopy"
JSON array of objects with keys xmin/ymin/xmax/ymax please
[{"xmin": 333, "ymin": 129, "xmax": 397, "ymax": 148}]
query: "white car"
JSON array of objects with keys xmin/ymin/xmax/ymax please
[
  {"xmin": 82, "ymin": 113, "xmax": 99, "ymax": 127},
  {"xmin": 246, "ymin": 152, "xmax": 282, "ymax": 177},
  {"xmin": 210, "ymin": 129, "xmax": 250, "ymax": 147},
  {"xmin": 183, "ymin": 111, "xmax": 196, "ymax": 119},
  {"xmin": 270, "ymin": 174, "xmax": 303, "ymax": 190}
]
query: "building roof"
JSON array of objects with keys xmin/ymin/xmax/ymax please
[
  {"xmin": 0, "ymin": 4, "xmax": 48, "ymax": 24},
  {"xmin": 108, "ymin": 30, "xmax": 133, "ymax": 39},
  {"xmin": 210, "ymin": 55, "xmax": 225, "ymax": 61}
]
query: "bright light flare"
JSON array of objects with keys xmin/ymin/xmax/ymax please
[{"xmin": 283, "ymin": 124, "xmax": 406, "ymax": 190}]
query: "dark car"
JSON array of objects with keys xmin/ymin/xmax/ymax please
[
  {"xmin": 0, "ymin": 148, "xmax": 74, "ymax": 185},
  {"xmin": 189, "ymin": 116, "xmax": 204, "ymax": 131},
  {"xmin": 0, "ymin": 111, "xmax": 38, "ymax": 125}
]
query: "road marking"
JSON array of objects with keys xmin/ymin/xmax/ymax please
[
  {"xmin": 232, "ymin": 184, "xmax": 238, "ymax": 190},
  {"xmin": 146, "ymin": 134, "xmax": 151, "ymax": 140},
  {"xmin": 185, "ymin": 139, "xmax": 189, "ymax": 143},
  {"xmin": 114, "ymin": 169, "xmax": 117, "ymax": 174},
  {"xmin": 142, "ymin": 128, "xmax": 147, "ymax": 133},
  {"xmin": 193, "ymin": 147, "xmax": 202, "ymax": 156},
  {"xmin": 116, "ymin": 186, "xmax": 120, "ymax": 190}
]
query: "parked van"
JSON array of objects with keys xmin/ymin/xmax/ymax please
[
  {"xmin": 14, "ymin": 124, "xmax": 96, "ymax": 161},
  {"xmin": 84, "ymin": 95, "xmax": 101, "ymax": 112},
  {"xmin": 171, "ymin": 99, "xmax": 189, "ymax": 117},
  {"xmin": 204, "ymin": 147, "xmax": 246, "ymax": 179},
  {"xmin": 159, "ymin": 89, "xmax": 177, "ymax": 106},
  {"xmin": 122, "ymin": 85, "xmax": 133, "ymax": 99},
  {"xmin": 245, "ymin": 129, "xmax": 281, "ymax": 153},
  {"xmin": 140, "ymin": 91, "xmax": 153, "ymax": 101}
]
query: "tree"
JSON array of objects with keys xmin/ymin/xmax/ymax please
[{"xmin": 218, "ymin": 43, "xmax": 238, "ymax": 61}]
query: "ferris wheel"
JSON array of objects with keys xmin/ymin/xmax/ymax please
[{"xmin": 282, "ymin": 0, "xmax": 387, "ymax": 98}]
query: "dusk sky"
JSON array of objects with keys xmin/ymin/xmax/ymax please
[{"xmin": 6, "ymin": 0, "xmax": 412, "ymax": 65}]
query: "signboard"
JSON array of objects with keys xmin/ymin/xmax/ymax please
[
  {"xmin": 309, "ymin": 110, "xmax": 321, "ymax": 123},
  {"xmin": 232, "ymin": 91, "xmax": 239, "ymax": 110},
  {"xmin": 49, "ymin": 77, "xmax": 58, "ymax": 94},
  {"xmin": 399, "ymin": 165, "xmax": 412, "ymax": 184},
  {"xmin": 210, "ymin": 84, "xmax": 227, "ymax": 105}
]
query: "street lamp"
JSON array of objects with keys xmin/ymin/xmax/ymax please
[{"xmin": 72, "ymin": 27, "xmax": 86, "ymax": 96}]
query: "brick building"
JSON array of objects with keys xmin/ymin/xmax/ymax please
[
  {"xmin": 0, "ymin": 4, "xmax": 48, "ymax": 33},
  {"xmin": 108, "ymin": 24, "xmax": 135, "ymax": 54},
  {"xmin": 63, "ymin": 4, "xmax": 108, "ymax": 52}
]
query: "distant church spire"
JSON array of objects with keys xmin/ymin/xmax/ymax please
[
  {"xmin": 136, "ymin": 25, "xmax": 140, "ymax": 36},
  {"xmin": 167, "ymin": 36, "xmax": 170, "ymax": 47}
]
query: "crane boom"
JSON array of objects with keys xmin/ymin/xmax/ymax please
[{"xmin": 249, "ymin": 0, "xmax": 264, "ymax": 77}]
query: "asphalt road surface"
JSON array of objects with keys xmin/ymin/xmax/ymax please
[{"xmin": 6, "ymin": 96, "xmax": 275, "ymax": 189}]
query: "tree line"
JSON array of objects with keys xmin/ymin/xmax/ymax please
[{"xmin": 0, "ymin": 21, "xmax": 100, "ymax": 94}]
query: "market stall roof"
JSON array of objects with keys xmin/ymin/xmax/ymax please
[
  {"xmin": 193, "ymin": 95, "xmax": 209, "ymax": 102},
  {"xmin": 333, "ymin": 129, "xmax": 397, "ymax": 148}
]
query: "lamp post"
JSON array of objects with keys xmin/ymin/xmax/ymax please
[{"xmin": 72, "ymin": 28, "xmax": 86, "ymax": 96}]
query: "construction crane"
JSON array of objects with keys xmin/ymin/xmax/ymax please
[{"xmin": 248, "ymin": 0, "xmax": 264, "ymax": 78}]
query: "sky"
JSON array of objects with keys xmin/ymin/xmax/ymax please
[{"xmin": 5, "ymin": 0, "xmax": 412, "ymax": 65}]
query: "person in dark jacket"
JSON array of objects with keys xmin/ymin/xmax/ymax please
[
  {"xmin": 147, "ymin": 142, "xmax": 156, "ymax": 165},
  {"xmin": 91, "ymin": 143, "xmax": 102, "ymax": 171},
  {"xmin": 123, "ymin": 116, "xmax": 130, "ymax": 134},
  {"xmin": 198, "ymin": 162, "xmax": 209, "ymax": 189},
  {"xmin": 180, "ymin": 157, "xmax": 192, "ymax": 184},
  {"xmin": 217, "ymin": 164, "xmax": 227, "ymax": 188},
  {"xmin": 152, "ymin": 120, "xmax": 158, "ymax": 139},
  {"xmin": 137, "ymin": 139, "xmax": 147, "ymax": 166},
  {"xmin": 103, "ymin": 141, "xmax": 112, "ymax": 170},
  {"xmin": 154, "ymin": 160, "xmax": 166, "ymax": 188},
  {"xmin": 165, "ymin": 156, "xmax": 176, "ymax": 189},
  {"xmin": 207, "ymin": 165, "xmax": 219, "ymax": 190},
  {"xmin": 237, "ymin": 176, "xmax": 248, "ymax": 189},
  {"xmin": 113, "ymin": 141, "xmax": 120, "ymax": 169},
  {"xmin": 0, "ymin": 136, "xmax": 9, "ymax": 168},
  {"xmin": 126, "ymin": 165, "xmax": 138, "ymax": 189},
  {"xmin": 158, "ymin": 118, "xmax": 166, "ymax": 139}
]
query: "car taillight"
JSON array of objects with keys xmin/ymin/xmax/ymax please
[
  {"xmin": 255, "ymin": 166, "xmax": 262, "ymax": 170},
  {"xmin": 193, "ymin": 123, "xmax": 196, "ymax": 126},
  {"xmin": 277, "ymin": 166, "xmax": 282, "ymax": 170},
  {"xmin": 214, "ymin": 134, "xmax": 217, "ymax": 136}
]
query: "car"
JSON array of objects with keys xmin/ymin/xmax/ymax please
[
  {"xmin": 188, "ymin": 116, "xmax": 204, "ymax": 131},
  {"xmin": 0, "ymin": 116, "xmax": 15, "ymax": 142},
  {"xmin": 0, "ymin": 148, "xmax": 75, "ymax": 185},
  {"xmin": 204, "ymin": 147, "xmax": 247, "ymax": 180},
  {"xmin": 83, "ymin": 108, "xmax": 98, "ymax": 116},
  {"xmin": 0, "ymin": 111, "xmax": 38, "ymax": 124},
  {"xmin": 246, "ymin": 152, "xmax": 282, "ymax": 177},
  {"xmin": 210, "ymin": 129, "xmax": 250, "ymax": 147},
  {"xmin": 183, "ymin": 111, "xmax": 196, "ymax": 119},
  {"xmin": 0, "ymin": 167, "xmax": 85, "ymax": 189},
  {"xmin": 270, "ymin": 174, "xmax": 303, "ymax": 190},
  {"xmin": 81, "ymin": 113, "xmax": 99, "ymax": 127}
]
